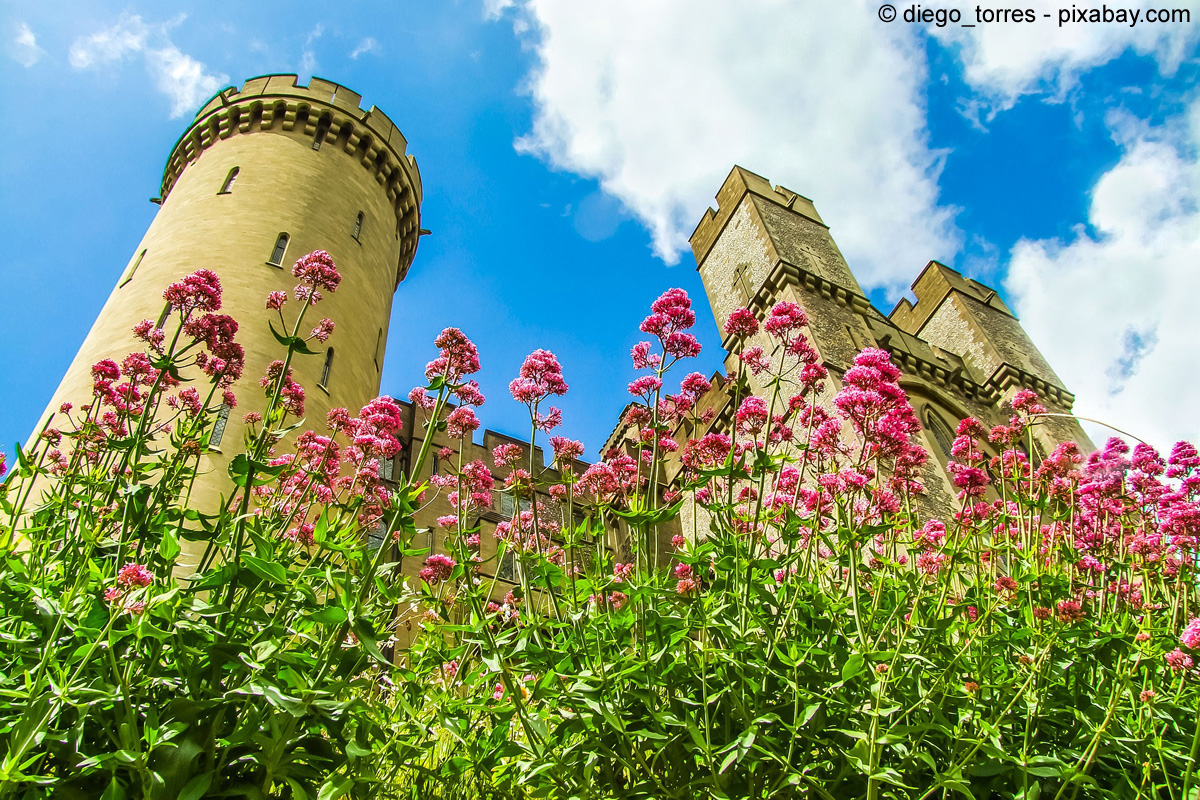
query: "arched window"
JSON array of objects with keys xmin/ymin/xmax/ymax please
[
  {"xmin": 120, "ymin": 249, "xmax": 146, "ymax": 287},
  {"xmin": 352, "ymin": 212, "xmax": 364, "ymax": 241},
  {"xmin": 209, "ymin": 404, "xmax": 231, "ymax": 448},
  {"xmin": 320, "ymin": 347, "xmax": 334, "ymax": 388},
  {"xmin": 218, "ymin": 166, "xmax": 239, "ymax": 194},
  {"xmin": 925, "ymin": 407, "xmax": 956, "ymax": 460},
  {"xmin": 268, "ymin": 233, "xmax": 289, "ymax": 266}
]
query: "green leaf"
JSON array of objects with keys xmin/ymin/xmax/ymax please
[
  {"xmin": 313, "ymin": 509, "xmax": 329, "ymax": 546},
  {"xmin": 185, "ymin": 565, "xmax": 233, "ymax": 591},
  {"xmin": 317, "ymin": 776, "xmax": 353, "ymax": 800},
  {"xmin": 100, "ymin": 778, "xmax": 128, "ymax": 800},
  {"xmin": 242, "ymin": 555, "xmax": 287, "ymax": 585},
  {"xmin": 177, "ymin": 773, "xmax": 213, "ymax": 800},
  {"xmin": 159, "ymin": 528, "xmax": 181, "ymax": 562},
  {"xmin": 308, "ymin": 606, "xmax": 348, "ymax": 625},
  {"xmin": 841, "ymin": 654, "xmax": 865, "ymax": 682}
]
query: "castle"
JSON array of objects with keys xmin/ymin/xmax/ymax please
[
  {"xmin": 605, "ymin": 166, "xmax": 1092, "ymax": 525},
  {"xmin": 33, "ymin": 74, "xmax": 423, "ymax": 514},
  {"xmin": 32, "ymin": 74, "xmax": 1091, "ymax": 577}
]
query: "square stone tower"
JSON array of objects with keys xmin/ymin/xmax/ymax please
[{"xmin": 626, "ymin": 166, "xmax": 1094, "ymax": 522}]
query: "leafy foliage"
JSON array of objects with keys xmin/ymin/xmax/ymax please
[{"xmin": 2, "ymin": 266, "xmax": 1198, "ymax": 799}]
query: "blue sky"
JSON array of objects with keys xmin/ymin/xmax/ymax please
[{"xmin": 3, "ymin": 0, "xmax": 1199, "ymax": 458}]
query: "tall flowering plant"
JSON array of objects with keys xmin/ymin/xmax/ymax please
[
  {"xmin": 0, "ymin": 253, "xmax": 458, "ymax": 799},
  {"xmin": 3, "ymin": 267, "xmax": 1200, "ymax": 799},
  {"xmin": 394, "ymin": 293, "xmax": 1200, "ymax": 799}
]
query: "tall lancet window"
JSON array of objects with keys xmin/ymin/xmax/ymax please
[
  {"xmin": 320, "ymin": 347, "xmax": 334, "ymax": 388},
  {"xmin": 925, "ymin": 407, "xmax": 956, "ymax": 460},
  {"xmin": 268, "ymin": 233, "xmax": 289, "ymax": 266},
  {"xmin": 218, "ymin": 166, "xmax": 239, "ymax": 194}
]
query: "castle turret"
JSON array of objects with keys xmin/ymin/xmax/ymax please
[
  {"xmin": 889, "ymin": 260, "xmax": 1090, "ymax": 456},
  {"xmin": 33, "ymin": 74, "xmax": 422, "ymax": 507},
  {"xmin": 690, "ymin": 166, "xmax": 881, "ymax": 381},
  {"xmin": 676, "ymin": 167, "xmax": 1092, "ymax": 524}
]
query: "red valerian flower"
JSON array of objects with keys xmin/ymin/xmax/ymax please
[
  {"xmin": 291, "ymin": 250, "xmax": 341, "ymax": 293},
  {"xmin": 446, "ymin": 406, "xmax": 480, "ymax": 440},
  {"xmin": 419, "ymin": 554, "xmax": 456, "ymax": 585},
  {"xmin": 723, "ymin": 307, "xmax": 759, "ymax": 338},
  {"xmin": 427, "ymin": 327, "xmax": 481, "ymax": 383},
  {"xmin": 1181, "ymin": 618, "xmax": 1200, "ymax": 650},
  {"xmin": 736, "ymin": 396, "xmax": 769, "ymax": 435},
  {"xmin": 117, "ymin": 563, "xmax": 153, "ymax": 588},
  {"xmin": 550, "ymin": 436, "xmax": 585, "ymax": 464},
  {"xmin": 510, "ymin": 349, "xmax": 568, "ymax": 403},
  {"xmin": 163, "ymin": 269, "xmax": 222, "ymax": 314},
  {"xmin": 763, "ymin": 301, "xmax": 807, "ymax": 337}
]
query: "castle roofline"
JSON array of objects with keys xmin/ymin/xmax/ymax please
[
  {"xmin": 889, "ymin": 260, "xmax": 1016, "ymax": 335},
  {"xmin": 162, "ymin": 74, "xmax": 420, "ymax": 201},
  {"xmin": 159, "ymin": 74, "xmax": 423, "ymax": 280},
  {"xmin": 689, "ymin": 165, "xmax": 826, "ymax": 268}
]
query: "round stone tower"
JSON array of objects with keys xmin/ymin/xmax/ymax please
[{"xmin": 34, "ymin": 74, "xmax": 422, "ymax": 507}]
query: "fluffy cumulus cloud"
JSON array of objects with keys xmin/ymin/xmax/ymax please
[
  {"xmin": 69, "ymin": 14, "xmax": 226, "ymax": 118},
  {"xmin": 1006, "ymin": 100, "xmax": 1200, "ymax": 450},
  {"xmin": 494, "ymin": 0, "xmax": 961, "ymax": 294},
  {"xmin": 493, "ymin": 0, "xmax": 1200, "ymax": 448},
  {"xmin": 11, "ymin": 22, "xmax": 46, "ymax": 67},
  {"xmin": 929, "ymin": 0, "xmax": 1200, "ymax": 109}
]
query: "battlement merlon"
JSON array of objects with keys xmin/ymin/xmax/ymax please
[
  {"xmin": 889, "ymin": 260, "xmax": 1014, "ymax": 335},
  {"xmin": 689, "ymin": 166, "xmax": 825, "ymax": 267},
  {"xmin": 891, "ymin": 260, "xmax": 1069, "ymax": 397},
  {"xmin": 164, "ymin": 75, "xmax": 422, "ymax": 202},
  {"xmin": 158, "ymin": 74, "xmax": 424, "ymax": 279}
]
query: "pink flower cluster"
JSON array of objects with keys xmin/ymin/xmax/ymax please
[
  {"xmin": 723, "ymin": 307, "xmax": 759, "ymax": 338},
  {"xmin": 291, "ymin": 250, "xmax": 342, "ymax": 301},
  {"xmin": 549, "ymin": 436, "xmax": 585, "ymax": 466},
  {"xmin": 419, "ymin": 554, "xmax": 456, "ymax": 585},
  {"xmin": 117, "ymin": 563, "xmax": 153, "ymax": 587},
  {"xmin": 426, "ymin": 327, "xmax": 482, "ymax": 385},
  {"xmin": 510, "ymin": 349, "xmax": 568, "ymax": 404},
  {"xmin": 736, "ymin": 396, "xmax": 769, "ymax": 436},
  {"xmin": 446, "ymin": 406, "xmax": 480, "ymax": 440},
  {"xmin": 578, "ymin": 452, "xmax": 640, "ymax": 504},
  {"xmin": 260, "ymin": 360, "xmax": 306, "ymax": 418},
  {"xmin": 493, "ymin": 443, "xmax": 524, "ymax": 468},
  {"xmin": 163, "ymin": 268, "xmax": 222, "ymax": 315},
  {"xmin": 640, "ymin": 288, "xmax": 701, "ymax": 361}
]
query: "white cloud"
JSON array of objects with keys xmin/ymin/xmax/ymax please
[
  {"xmin": 483, "ymin": 0, "xmax": 516, "ymax": 20},
  {"xmin": 928, "ymin": 0, "xmax": 1200, "ymax": 106},
  {"xmin": 69, "ymin": 14, "xmax": 148, "ymax": 68},
  {"xmin": 301, "ymin": 24, "xmax": 323, "ymax": 78},
  {"xmin": 146, "ymin": 46, "xmax": 226, "ymax": 118},
  {"xmin": 69, "ymin": 14, "xmax": 226, "ymax": 118},
  {"xmin": 498, "ymin": 0, "xmax": 960, "ymax": 294},
  {"xmin": 12, "ymin": 22, "xmax": 46, "ymax": 67},
  {"xmin": 1006, "ymin": 100, "xmax": 1200, "ymax": 450},
  {"xmin": 349, "ymin": 37, "xmax": 381, "ymax": 59}
]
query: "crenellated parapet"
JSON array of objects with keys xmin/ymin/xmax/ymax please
[
  {"xmin": 690, "ymin": 166, "xmax": 826, "ymax": 268},
  {"xmin": 159, "ymin": 74, "xmax": 423, "ymax": 277}
]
